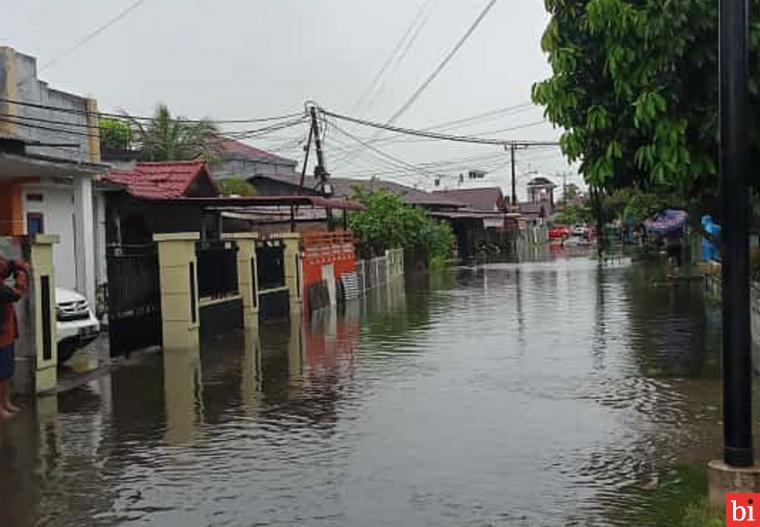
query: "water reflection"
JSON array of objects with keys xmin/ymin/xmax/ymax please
[
  {"xmin": 0, "ymin": 258, "xmax": 738, "ymax": 526},
  {"xmin": 163, "ymin": 347, "xmax": 203, "ymax": 445}
]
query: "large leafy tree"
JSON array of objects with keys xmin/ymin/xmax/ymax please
[
  {"xmin": 128, "ymin": 104, "xmax": 222, "ymax": 162},
  {"xmin": 532, "ymin": 0, "xmax": 760, "ymax": 215}
]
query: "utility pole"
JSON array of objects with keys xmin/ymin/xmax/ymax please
[
  {"xmin": 718, "ymin": 0, "xmax": 752, "ymax": 468},
  {"xmin": 308, "ymin": 105, "xmax": 333, "ymax": 229},
  {"xmin": 509, "ymin": 143, "xmax": 517, "ymax": 208},
  {"xmin": 563, "ymin": 172, "xmax": 568, "ymax": 201}
]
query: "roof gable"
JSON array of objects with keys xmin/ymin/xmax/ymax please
[{"xmin": 105, "ymin": 161, "xmax": 217, "ymax": 199}]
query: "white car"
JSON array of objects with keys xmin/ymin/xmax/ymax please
[
  {"xmin": 56, "ymin": 287, "xmax": 100, "ymax": 363},
  {"xmin": 572, "ymin": 224, "xmax": 589, "ymax": 237}
]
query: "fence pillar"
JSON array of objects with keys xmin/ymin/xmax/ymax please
[
  {"xmin": 12, "ymin": 234, "xmax": 60, "ymax": 396},
  {"xmin": 224, "ymin": 233, "xmax": 259, "ymax": 329},
  {"xmin": 281, "ymin": 233, "xmax": 303, "ymax": 316},
  {"xmin": 154, "ymin": 233, "xmax": 199, "ymax": 350}
]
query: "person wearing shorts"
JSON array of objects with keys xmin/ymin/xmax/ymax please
[{"xmin": 0, "ymin": 255, "xmax": 30, "ymax": 421}]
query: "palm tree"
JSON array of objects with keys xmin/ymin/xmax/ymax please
[{"xmin": 128, "ymin": 104, "xmax": 221, "ymax": 162}]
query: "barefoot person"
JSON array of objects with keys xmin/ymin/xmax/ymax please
[{"xmin": 0, "ymin": 255, "xmax": 30, "ymax": 420}]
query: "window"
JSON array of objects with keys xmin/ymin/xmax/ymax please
[{"xmin": 27, "ymin": 213, "xmax": 44, "ymax": 235}]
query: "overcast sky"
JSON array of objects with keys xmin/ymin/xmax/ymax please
[{"xmin": 5, "ymin": 0, "xmax": 580, "ymax": 198}]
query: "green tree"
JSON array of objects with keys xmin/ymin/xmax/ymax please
[
  {"xmin": 216, "ymin": 176, "xmax": 257, "ymax": 197},
  {"xmin": 531, "ymin": 0, "xmax": 760, "ymax": 216},
  {"xmin": 554, "ymin": 203, "xmax": 593, "ymax": 225},
  {"xmin": 99, "ymin": 117, "xmax": 133, "ymax": 150},
  {"xmin": 128, "ymin": 104, "xmax": 222, "ymax": 162},
  {"xmin": 348, "ymin": 188, "xmax": 455, "ymax": 263},
  {"xmin": 558, "ymin": 182, "xmax": 582, "ymax": 205}
]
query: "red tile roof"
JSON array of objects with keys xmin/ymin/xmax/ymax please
[
  {"xmin": 217, "ymin": 138, "xmax": 297, "ymax": 165},
  {"xmin": 105, "ymin": 161, "xmax": 213, "ymax": 199}
]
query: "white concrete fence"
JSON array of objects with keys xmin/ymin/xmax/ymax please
[{"xmin": 355, "ymin": 248, "xmax": 404, "ymax": 296}]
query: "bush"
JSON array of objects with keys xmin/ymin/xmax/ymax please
[{"xmin": 348, "ymin": 189, "xmax": 455, "ymax": 263}]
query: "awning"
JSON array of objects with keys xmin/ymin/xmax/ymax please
[
  {"xmin": 0, "ymin": 151, "xmax": 107, "ymax": 181},
  {"xmin": 645, "ymin": 209, "xmax": 688, "ymax": 235},
  {"xmin": 149, "ymin": 195, "xmax": 365, "ymax": 211},
  {"xmin": 429, "ymin": 209, "xmax": 508, "ymax": 221}
]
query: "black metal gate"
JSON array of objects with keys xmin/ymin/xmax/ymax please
[
  {"xmin": 256, "ymin": 240, "xmax": 289, "ymax": 322},
  {"xmin": 106, "ymin": 243, "xmax": 162, "ymax": 355}
]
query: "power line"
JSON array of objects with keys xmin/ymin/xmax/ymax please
[
  {"xmin": 24, "ymin": 0, "xmax": 152, "ymax": 82},
  {"xmin": 0, "ymin": 114, "xmax": 306, "ymax": 145},
  {"xmin": 386, "ymin": 0, "xmax": 500, "ymax": 126},
  {"xmin": 355, "ymin": 0, "xmax": 436, "ymax": 110},
  {"xmin": 0, "ymin": 97, "xmax": 304, "ymax": 125},
  {"xmin": 338, "ymin": 102, "xmax": 538, "ymax": 152},
  {"xmin": 334, "ymin": 0, "xmax": 501, "ymax": 169},
  {"xmin": 322, "ymin": 107, "xmax": 559, "ymax": 146},
  {"xmin": 330, "ymin": 121, "xmax": 443, "ymax": 181}
]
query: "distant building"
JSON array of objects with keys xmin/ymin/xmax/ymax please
[
  {"xmin": 516, "ymin": 176, "xmax": 558, "ymax": 225},
  {"xmin": 518, "ymin": 202, "xmax": 548, "ymax": 225},
  {"xmin": 526, "ymin": 176, "xmax": 558, "ymax": 210},
  {"xmin": 248, "ymin": 173, "xmax": 463, "ymax": 209},
  {"xmin": 210, "ymin": 138, "xmax": 298, "ymax": 180},
  {"xmin": 432, "ymin": 187, "xmax": 506, "ymax": 212}
]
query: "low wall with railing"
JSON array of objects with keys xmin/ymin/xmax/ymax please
[
  {"xmin": 353, "ymin": 248, "xmax": 404, "ymax": 298},
  {"xmin": 196, "ymin": 239, "xmax": 242, "ymax": 338}
]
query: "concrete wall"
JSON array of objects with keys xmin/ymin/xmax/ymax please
[
  {"xmin": 10, "ymin": 50, "xmax": 96, "ymax": 163},
  {"xmin": 212, "ymin": 158, "xmax": 297, "ymax": 181}
]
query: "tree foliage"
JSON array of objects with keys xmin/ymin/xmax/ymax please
[
  {"xmin": 348, "ymin": 188, "xmax": 455, "ymax": 262},
  {"xmin": 531, "ymin": 0, "xmax": 760, "ymax": 211},
  {"xmin": 216, "ymin": 176, "xmax": 257, "ymax": 197},
  {"xmin": 554, "ymin": 203, "xmax": 593, "ymax": 225},
  {"xmin": 127, "ymin": 104, "xmax": 222, "ymax": 162},
  {"xmin": 99, "ymin": 117, "xmax": 133, "ymax": 151}
]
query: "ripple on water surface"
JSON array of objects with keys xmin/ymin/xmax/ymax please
[{"xmin": 0, "ymin": 257, "xmax": 727, "ymax": 526}]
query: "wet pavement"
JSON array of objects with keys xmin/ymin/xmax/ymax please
[{"xmin": 0, "ymin": 253, "xmax": 734, "ymax": 526}]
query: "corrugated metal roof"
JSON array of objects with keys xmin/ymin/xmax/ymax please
[{"xmin": 432, "ymin": 187, "xmax": 505, "ymax": 211}]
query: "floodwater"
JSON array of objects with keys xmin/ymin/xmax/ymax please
[{"xmin": 0, "ymin": 252, "xmax": 732, "ymax": 526}]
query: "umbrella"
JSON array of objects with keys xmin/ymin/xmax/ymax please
[{"xmin": 645, "ymin": 209, "xmax": 688, "ymax": 236}]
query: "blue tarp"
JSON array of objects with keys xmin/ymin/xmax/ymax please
[
  {"xmin": 701, "ymin": 215, "xmax": 721, "ymax": 262},
  {"xmin": 645, "ymin": 209, "xmax": 688, "ymax": 236}
]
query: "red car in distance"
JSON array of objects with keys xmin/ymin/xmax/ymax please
[{"xmin": 549, "ymin": 225, "xmax": 570, "ymax": 240}]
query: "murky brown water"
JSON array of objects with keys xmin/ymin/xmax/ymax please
[{"xmin": 0, "ymin": 255, "xmax": 731, "ymax": 526}]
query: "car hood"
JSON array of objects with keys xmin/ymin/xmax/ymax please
[{"xmin": 55, "ymin": 287, "xmax": 86, "ymax": 305}]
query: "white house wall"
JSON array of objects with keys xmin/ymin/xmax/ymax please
[{"xmin": 22, "ymin": 183, "xmax": 107, "ymax": 301}]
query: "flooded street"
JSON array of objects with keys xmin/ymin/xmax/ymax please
[{"xmin": 1, "ymin": 255, "xmax": 730, "ymax": 526}]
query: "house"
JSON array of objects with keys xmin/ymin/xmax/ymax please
[
  {"xmin": 526, "ymin": 176, "xmax": 558, "ymax": 215},
  {"xmin": 248, "ymin": 173, "xmax": 463, "ymax": 209},
  {"xmin": 210, "ymin": 138, "xmax": 298, "ymax": 180},
  {"xmin": 0, "ymin": 46, "xmax": 108, "ymax": 308},
  {"xmin": 518, "ymin": 202, "xmax": 548, "ymax": 225},
  {"xmin": 432, "ymin": 187, "xmax": 507, "ymax": 213},
  {"xmin": 104, "ymin": 161, "xmax": 220, "ymax": 244}
]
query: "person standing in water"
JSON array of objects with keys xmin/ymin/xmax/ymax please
[{"xmin": 0, "ymin": 254, "xmax": 30, "ymax": 420}]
